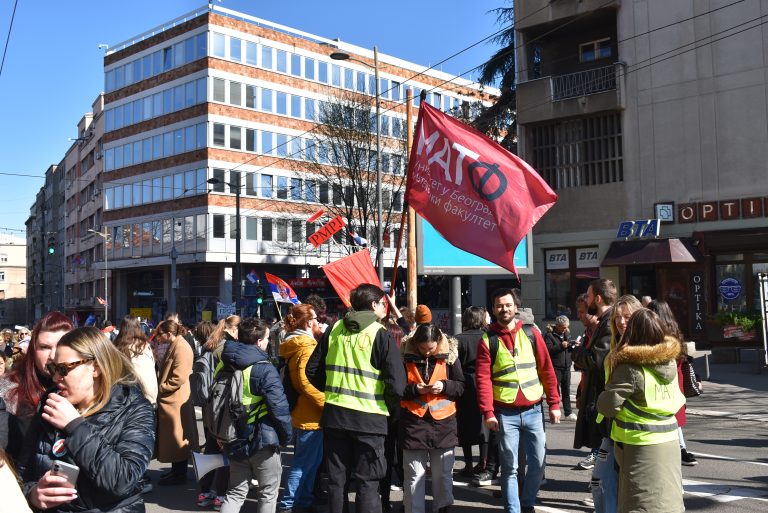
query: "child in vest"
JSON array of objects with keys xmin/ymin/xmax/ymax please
[{"xmin": 399, "ymin": 323, "xmax": 465, "ymax": 513}]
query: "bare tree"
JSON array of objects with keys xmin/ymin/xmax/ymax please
[{"xmin": 291, "ymin": 89, "xmax": 408, "ymax": 262}]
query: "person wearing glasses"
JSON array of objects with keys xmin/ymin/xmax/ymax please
[
  {"xmin": 0, "ymin": 312, "xmax": 73, "ymax": 462},
  {"xmin": 278, "ymin": 304, "xmax": 326, "ymax": 512},
  {"xmin": 20, "ymin": 326, "xmax": 155, "ymax": 512},
  {"xmin": 318, "ymin": 283, "xmax": 406, "ymax": 513}
]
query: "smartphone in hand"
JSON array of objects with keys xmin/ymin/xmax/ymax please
[{"xmin": 51, "ymin": 460, "xmax": 80, "ymax": 487}]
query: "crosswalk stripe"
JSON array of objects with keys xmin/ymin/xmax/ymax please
[
  {"xmin": 684, "ymin": 478, "xmax": 768, "ymax": 503},
  {"xmin": 691, "ymin": 450, "xmax": 768, "ymax": 467}
]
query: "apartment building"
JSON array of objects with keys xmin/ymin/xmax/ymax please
[
  {"xmin": 99, "ymin": 4, "xmax": 494, "ymax": 324},
  {"xmin": 513, "ymin": 0, "xmax": 768, "ymax": 342},
  {"xmin": 0, "ymin": 234, "xmax": 27, "ymax": 326}
]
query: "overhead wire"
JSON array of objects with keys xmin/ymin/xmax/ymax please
[{"xmin": 0, "ymin": 0, "xmax": 19, "ymax": 80}]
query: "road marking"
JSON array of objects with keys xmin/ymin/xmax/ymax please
[
  {"xmin": 691, "ymin": 451, "xmax": 768, "ymax": 467},
  {"xmin": 684, "ymin": 478, "xmax": 768, "ymax": 503},
  {"xmin": 687, "ymin": 408, "xmax": 767, "ymax": 423}
]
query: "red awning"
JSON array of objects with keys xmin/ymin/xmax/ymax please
[{"xmin": 601, "ymin": 238, "xmax": 702, "ymax": 266}]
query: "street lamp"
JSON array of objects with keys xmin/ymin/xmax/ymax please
[
  {"xmin": 330, "ymin": 48, "xmax": 384, "ymax": 287},
  {"xmin": 207, "ymin": 177, "xmax": 242, "ymax": 313},
  {"xmin": 88, "ymin": 228, "xmax": 109, "ymax": 324}
]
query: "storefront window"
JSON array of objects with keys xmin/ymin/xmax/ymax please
[
  {"xmin": 715, "ymin": 262, "xmax": 746, "ymax": 312},
  {"xmin": 544, "ymin": 247, "xmax": 599, "ymax": 319}
]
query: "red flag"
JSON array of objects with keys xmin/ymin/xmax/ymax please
[
  {"xmin": 322, "ymin": 249, "xmax": 380, "ymax": 307},
  {"xmin": 407, "ymin": 103, "xmax": 557, "ymax": 276}
]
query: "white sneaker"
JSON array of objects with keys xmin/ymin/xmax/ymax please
[
  {"xmin": 582, "ymin": 497, "xmax": 594, "ymax": 508},
  {"xmin": 564, "ymin": 413, "xmax": 578, "ymax": 421}
]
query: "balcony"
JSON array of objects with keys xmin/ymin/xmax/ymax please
[
  {"xmin": 516, "ymin": 0, "xmax": 618, "ymax": 31},
  {"xmin": 516, "ymin": 63, "xmax": 625, "ymax": 125}
]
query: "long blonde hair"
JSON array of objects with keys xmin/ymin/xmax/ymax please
[
  {"xmin": 609, "ymin": 295, "xmax": 643, "ymax": 352},
  {"xmin": 57, "ymin": 327, "xmax": 138, "ymax": 417},
  {"xmin": 204, "ymin": 315, "xmax": 240, "ymax": 351}
]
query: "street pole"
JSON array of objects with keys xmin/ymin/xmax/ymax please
[
  {"xmin": 234, "ymin": 183, "xmax": 241, "ymax": 314},
  {"xmin": 374, "ymin": 46, "xmax": 384, "ymax": 287},
  {"xmin": 88, "ymin": 228, "xmax": 109, "ymax": 322}
]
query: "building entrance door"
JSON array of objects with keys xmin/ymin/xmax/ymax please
[{"xmin": 625, "ymin": 265, "xmax": 656, "ymax": 298}]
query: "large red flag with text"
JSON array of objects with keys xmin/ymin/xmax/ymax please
[
  {"xmin": 407, "ymin": 103, "xmax": 557, "ymax": 276},
  {"xmin": 322, "ymin": 249, "xmax": 380, "ymax": 307}
]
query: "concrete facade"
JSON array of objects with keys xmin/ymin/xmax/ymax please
[{"xmin": 0, "ymin": 235, "xmax": 27, "ymax": 326}]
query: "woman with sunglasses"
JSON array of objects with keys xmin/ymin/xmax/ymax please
[
  {"xmin": 0, "ymin": 312, "xmax": 72, "ymax": 461},
  {"xmin": 21, "ymin": 326, "xmax": 155, "ymax": 512}
]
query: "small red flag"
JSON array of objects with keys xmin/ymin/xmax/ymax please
[
  {"xmin": 322, "ymin": 249, "xmax": 380, "ymax": 307},
  {"xmin": 406, "ymin": 103, "xmax": 557, "ymax": 276},
  {"xmin": 307, "ymin": 208, "xmax": 325, "ymax": 224}
]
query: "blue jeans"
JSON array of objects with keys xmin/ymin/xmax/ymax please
[
  {"xmin": 497, "ymin": 403, "xmax": 546, "ymax": 513},
  {"xmin": 591, "ymin": 437, "xmax": 618, "ymax": 513},
  {"xmin": 279, "ymin": 429, "xmax": 324, "ymax": 509}
]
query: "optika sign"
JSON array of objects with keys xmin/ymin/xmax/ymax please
[{"xmin": 677, "ymin": 197, "xmax": 768, "ymax": 223}]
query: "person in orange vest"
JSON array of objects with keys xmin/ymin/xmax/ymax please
[{"xmin": 399, "ymin": 323, "xmax": 465, "ymax": 513}]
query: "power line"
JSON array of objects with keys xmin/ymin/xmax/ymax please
[{"xmin": 0, "ymin": 0, "xmax": 18, "ymax": 80}]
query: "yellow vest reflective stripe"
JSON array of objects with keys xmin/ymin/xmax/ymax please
[
  {"xmin": 325, "ymin": 319, "xmax": 389, "ymax": 416},
  {"xmin": 213, "ymin": 362, "xmax": 268, "ymax": 424},
  {"xmin": 611, "ymin": 366, "xmax": 685, "ymax": 445},
  {"xmin": 482, "ymin": 329, "xmax": 544, "ymax": 403}
]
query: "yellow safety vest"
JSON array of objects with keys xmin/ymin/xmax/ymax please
[
  {"xmin": 611, "ymin": 366, "xmax": 685, "ymax": 445},
  {"xmin": 213, "ymin": 362, "xmax": 268, "ymax": 425},
  {"xmin": 325, "ymin": 320, "xmax": 389, "ymax": 416},
  {"xmin": 482, "ymin": 328, "xmax": 544, "ymax": 403}
]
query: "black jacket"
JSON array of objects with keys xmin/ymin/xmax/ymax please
[
  {"xmin": 21, "ymin": 384, "xmax": 155, "ymax": 513},
  {"xmin": 398, "ymin": 334, "xmax": 464, "ymax": 450},
  {"xmin": 571, "ymin": 307, "xmax": 613, "ymax": 448},
  {"xmin": 454, "ymin": 328, "xmax": 484, "ymax": 445},
  {"xmin": 319, "ymin": 311, "xmax": 407, "ymax": 436},
  {"xmin": 220, "ymin": 340, "xmax": 292, "ymax": 460},
  {"xmin": 544, "ymin": 330, "xmax": 572, "ymax": 369}
]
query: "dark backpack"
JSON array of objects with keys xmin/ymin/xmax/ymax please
[
  {"xmin": 190, "ymin": 351, "xmax": 215, "ymax": 407},
  {"xmin": 203, "ymin": 361, "xmax": 270, "ymax": 444},
  {"xmin": 487, "ymin": 324, "xmax": 538, "ymax": 364}
]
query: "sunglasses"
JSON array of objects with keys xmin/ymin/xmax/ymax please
[{"xmin": 46, "ymin": 358, "xmax": 94, "ymax": 377}]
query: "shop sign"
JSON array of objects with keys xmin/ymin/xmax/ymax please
[
  {"xmin": 132, "ymin": 291, "xmax": 154, "ymax": 297},
  {"xmin": 678, "ymin": 197, "xmax": 766, "ymax": 223},
  {"xmin": 576, "ymin": 247, "xmax": 599, "ymax": 268},
  {"xmin": 718, "ymin": 277, "xmax": 742, "ymax": 300},
  {"xmin": 689, "ymin": 271, "xmax": 705, "ymax": 333},
  {"xmin": 545, "ymin": 249, "xmax": 569, "ymax": 270},
  {"xmin": 615, "ymin": 219, "xmax": 660, "ymax": 239}
]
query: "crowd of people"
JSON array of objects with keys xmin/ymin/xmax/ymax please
[{"xmin": 0, "ymin": 278, "xmax": 696, "ymax": 513}]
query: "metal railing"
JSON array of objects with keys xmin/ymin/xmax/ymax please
[{"xmin": 551, "ymin": 64, "xmax": 617, "ymax": 101}]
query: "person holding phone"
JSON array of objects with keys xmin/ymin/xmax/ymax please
[{"xmin": 21, "ymin": 327, "xmax": 155, "ymax": 512}]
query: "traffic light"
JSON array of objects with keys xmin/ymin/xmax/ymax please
[
  {"xmin": 47, "ymin": 237, "xmax": 55, "ymax": 255},
  {"xmin": 256, "ymin": 286, "xmax": 264, "ymax": 304}
]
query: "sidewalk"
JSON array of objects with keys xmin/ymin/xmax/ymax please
[{"xmin": 685, "ymin": 353, "xmax": 768, "ymax": 423}]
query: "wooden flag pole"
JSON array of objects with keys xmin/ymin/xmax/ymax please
[
  {"xmin": 406, "ymin": 88, "xmax": 417, "ymax": 312},
  {"xmin": 390, "ymin": 88, "xmax": 415, "ymax": 304}
]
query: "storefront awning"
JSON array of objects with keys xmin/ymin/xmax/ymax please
[{"xmin": 601, "ymin": 238, "xmax": 702, "ymax": 266}]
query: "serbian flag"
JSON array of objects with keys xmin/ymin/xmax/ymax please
[
  {"xmin": 323, "ymin": 249, "xmax": 380, "ymax": 307},
  {"xmin": 407, "ymin": 103, "xmax": 557, "ymax": 276},
  {"xmin": 349, "ymin": 231, "xmax": 368, "ymax": 246},
  {"xmin": 264, "ymin": 272, "xmax": 301, "ymax": 304}
]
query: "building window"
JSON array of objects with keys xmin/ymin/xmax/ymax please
[
  {"xmin": 213, "ymin": 123, "xmax": 226, "ymax": 147},
  {"xmin": 276, "ymin": 176, "xmax": 289, "ymax": 199},
  {"xmin": 714, "ymin": 252, "xmax": 768, "ymax": 313},
  {"xmin": 544, "ymin": 247, "xmax": 599, "ymax": 319},
  {"xmin": 0, "ymin": 272, "xmax": 5, "ymax": 281},
  {"xmin": 212, "ymin": 169, "xmax": 225, "ymax": 192},
  {"xmin": 213, "ymin": 78, "xmax": 225, "ymax": 102},
  {"xmin": 530, "ymin": 113, "xmax": 623, "ymax": 190},
  {"xmin": 291, "ymin": 220, "xmax": 303, "ymax": 242},
  {"xmin": 262, "ymin": 218, "xmax": 273, "ymax": 241},
  {"xmin": 276, "ymin": 219, "xmax": 288, "ymax": 242},
  {"xmin": 260, "ymin": 174, "xmax": 273, "ymax": 198},
  {"xmin": 213, "ymin": 215, "xmax": 225, "ymax": 238},
  {"xmin": 245, "ymin": 217, "xmax": 257, "ymax": 240},
  {"xmin": 579, "ymin": 38, "xmax": 612, "ymax": 63}
]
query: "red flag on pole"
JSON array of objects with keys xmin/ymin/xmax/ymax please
[
  {"xmin": 322, "ymin": 249, "xmax": 380, "ymax": 307},
  {"xmin": 406, "ymin": 103, "xmax": 557, "ymax": 276}
]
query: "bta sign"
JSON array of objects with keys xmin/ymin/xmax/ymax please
[
  {"xmin": 616, "ymin": 219, "xmax": 660, "ymax": 239},
  {"xmin": 308, "ymin": 216, "xmax": 347, "ymax": 248}
]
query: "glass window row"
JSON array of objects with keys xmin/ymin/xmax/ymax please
[
  {"xmin": 105, "ymin": 77, "xmax": 207, "ymax": 132},
  {"xmin": 104, "ymin": 168, "xmax": 207, "ymax": 211},
  {"xmin": 103, "ymin": 122, "xmax": 207, "ymax": 171}
]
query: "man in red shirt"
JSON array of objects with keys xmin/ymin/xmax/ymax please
[{"xmin": 476, "ymin": 288, "xmax": 561, "ymax": 513}]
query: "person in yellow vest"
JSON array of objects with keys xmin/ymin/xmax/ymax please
[
  {"xmin": 475, "ymin": 288, "xmax": 561, "ymax": 513},
  {"xmin": 399, "ymin": 323, "xmax": 464, "ymax": 513},
  {"xmin": 597, "ymin": 309, "xmax": 685, "ymax": 513},
  {"xmin": 319, "ymin": 283, "xmax": 407, "ymax": 513}
]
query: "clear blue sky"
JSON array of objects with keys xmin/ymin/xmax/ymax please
[{"xmin": 0, "ymin": 0, "xmax": 505, "ymax": 235}]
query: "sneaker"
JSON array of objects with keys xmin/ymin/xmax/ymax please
[
  {"xmin": 582, "ymin": 497, "xmax": 594, "ymax": 507},
  {"xmin": 198, "ymin": 492, "xmax": 216, "ymax": 507},
  {"xmin": 681, "ymin": 449, "xmax": 699, "ymax": 466},
  {"xmin": 564, "ymin": 413, "xmax": 578, "ymax": 421},
  {"xmin": 390, "ymin": 483, "xmax": 403, "ymax": 491},
  {"xmin": 471, "ymin": 469, "xmax": 499, "ymax": 487},
  {"xmin": 577, "ymin": 453, "xmax": 596, "ymax": 470}
]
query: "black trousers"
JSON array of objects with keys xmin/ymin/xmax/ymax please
[
  {"xmin": 325, "ymin": 427, "xmax": 386, "ymax": 513},
  {"xmin": 553, "ymin": 367, "xmax": 572, "ymax": 416}
]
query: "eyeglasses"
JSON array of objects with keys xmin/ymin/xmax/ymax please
[{"xmin": 46, "ymin": 358, "xmax": 94, "ymax": 377}]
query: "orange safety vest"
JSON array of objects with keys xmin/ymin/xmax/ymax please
[{"xmin": 400, "ymin": 359, "xmax": 457, "ymax": 420}]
